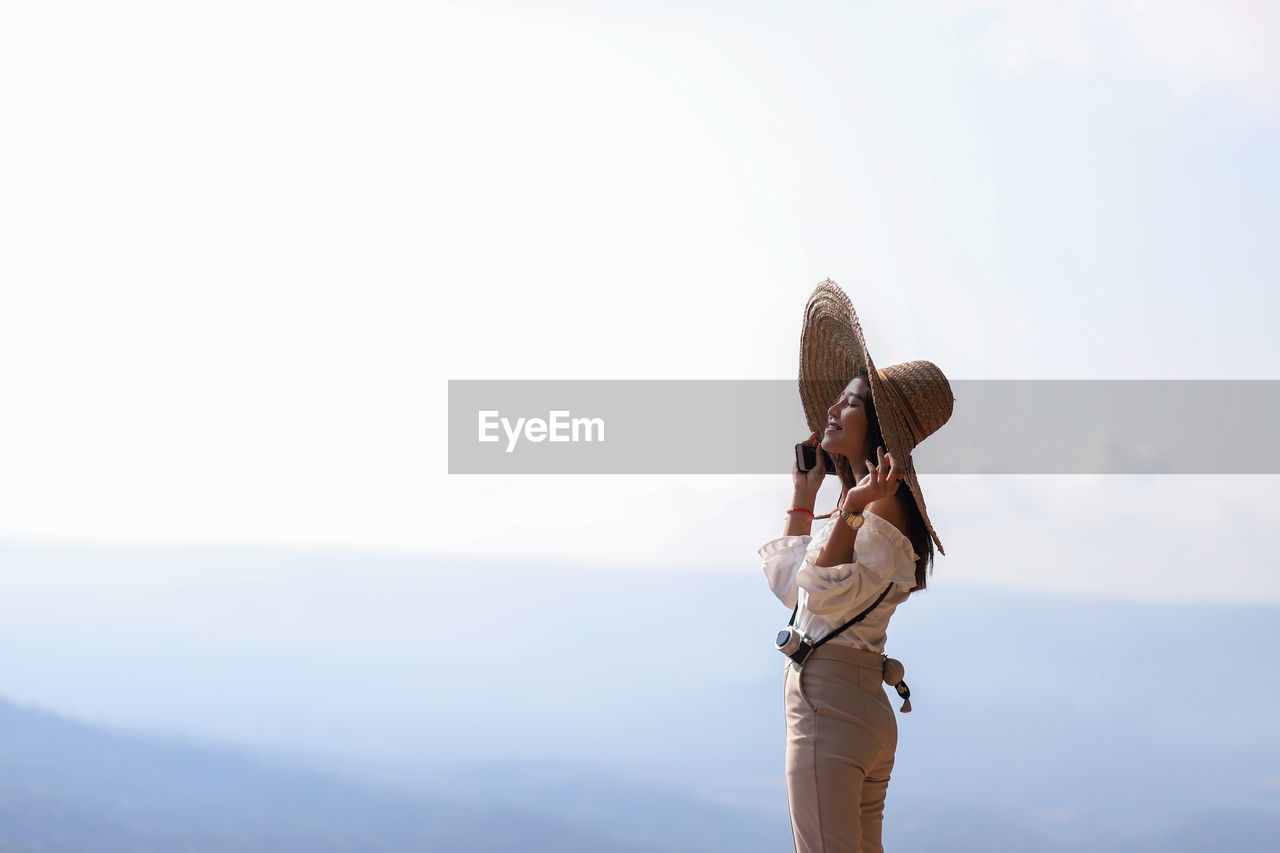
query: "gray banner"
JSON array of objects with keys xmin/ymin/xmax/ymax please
[{"xmin": 447, "ymin": 380, "xmax": 1280, "ymax": 474}]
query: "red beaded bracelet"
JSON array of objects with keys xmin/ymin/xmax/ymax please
[{"xmin": 786, "ymin": 507, "xmax": 815, "ymax": 517}]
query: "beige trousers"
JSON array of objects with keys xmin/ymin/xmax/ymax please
[{"xmin": 784, "ymin": 645, "xmax": 898, "ymax": 853}]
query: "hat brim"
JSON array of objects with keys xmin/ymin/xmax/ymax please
[{"xmin": 798, "ymin": 280, "xmax": 946, "ymax": 556}]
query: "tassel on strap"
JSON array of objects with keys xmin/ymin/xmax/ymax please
[
  {"xmin": 894, "ymin": 680, "xmax": 912, "ymax": 713},
  {"xmin": 881, "ymin": 656, "xmax": 913, "ymax": 713}
]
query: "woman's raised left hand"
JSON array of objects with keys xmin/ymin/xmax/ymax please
[{"xmin": 842, "ymin": 446, "xmax": 904, "ymax": 511}]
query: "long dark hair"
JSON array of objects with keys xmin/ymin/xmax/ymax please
[{"xmin": 831, "ymin": 373, "xmax": 935, "ymax": 593}]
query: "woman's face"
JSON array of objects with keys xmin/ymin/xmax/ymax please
[{"xmin": 820, "ymin": 376, "xmax": 871, "ymax": 461}]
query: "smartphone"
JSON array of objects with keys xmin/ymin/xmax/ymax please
[{"xmin": 795, "ymin": 443, "xmax": 835, "ymax": 474}]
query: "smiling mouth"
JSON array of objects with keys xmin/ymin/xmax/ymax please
[{"xmin": 826, "ymin": 421, "xmax": 842, "ymax": 431}]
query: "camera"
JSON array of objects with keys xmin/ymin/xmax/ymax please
[{"xmin": 776, "ymin": 625, "xmax": 815, "ymax": 667}]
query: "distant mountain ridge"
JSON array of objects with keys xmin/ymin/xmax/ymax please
[
  {"xmin": 0, "ymin": 697, "xmax": 701, "ymax": 853},
  {"xmin": 1, "ymin": 542, "xmax": 1277, "ymax": 851},
  {"xmin": 2, "ymin": 691, "xmax": 1277, "ymax": 853}
]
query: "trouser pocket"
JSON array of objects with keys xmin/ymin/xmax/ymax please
[{"xmin": 786, "ymin": 660, "xmax": 820, "ymax": 713}]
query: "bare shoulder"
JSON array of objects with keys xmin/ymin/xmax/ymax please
[{"xmin": 866, "ymin": 493, "xmax": 911, "ymax": 541}]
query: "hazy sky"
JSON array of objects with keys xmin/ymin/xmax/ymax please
[{"xmin": 2, "ymin": 1, "xmax": 1278, "ymax": 604}]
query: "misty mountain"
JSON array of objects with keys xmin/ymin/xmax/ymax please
[
  {"xmin": 0, "ymin": 698, "xmax": 698, "ymax": 853},
  {"xmin": 1, "ymin": 543, "xmax": 1277, "ymax": 850}
]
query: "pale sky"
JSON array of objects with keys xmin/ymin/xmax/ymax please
[{"xmin": 1, "ymin": 1, "xmax": 1278, "ymax": 604}]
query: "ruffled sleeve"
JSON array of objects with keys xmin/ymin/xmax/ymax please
[
  {"xmin": 758, "ymin": 534, "xmax": 811, "ymax": 610},
  {"xmin": 797, "ymin": 510, "xmax": 918, "ymax": 623}
]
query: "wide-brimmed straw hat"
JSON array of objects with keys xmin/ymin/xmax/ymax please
[{"xmin": 798, "ymin": 279, "xmax": 955, "ymax": 555}]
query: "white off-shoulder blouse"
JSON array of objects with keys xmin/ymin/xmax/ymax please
[{"xmin": 758, "ymin": 509, "xmax": 919, "ymax": 654}]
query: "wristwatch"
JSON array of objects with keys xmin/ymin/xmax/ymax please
[{"xmin": 838, "ymin": 505, "xmax": 865, "ymax": 530}]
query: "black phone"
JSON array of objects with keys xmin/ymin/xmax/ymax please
[{"xmin": 795, "ymin": 443, "xmax": 835, "ymax": 474}]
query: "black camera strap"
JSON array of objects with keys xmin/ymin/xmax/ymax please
[{"xmin": 787, "ymin": 582, "xmax": 895, "ymax": 650}]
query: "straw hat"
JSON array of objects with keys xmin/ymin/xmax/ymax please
[{"xmin": 798, "ymin": 279, "xmax": 955, "ymax": 555}]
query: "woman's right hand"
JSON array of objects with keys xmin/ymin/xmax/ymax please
[{"xmin": 792, "ymin": 430, "xmax": 827, "ymax": 497}]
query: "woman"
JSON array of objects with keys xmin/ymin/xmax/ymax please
[{"xmin": 759, "ymin": 281, "xmax": 955, "ymax": 853}]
